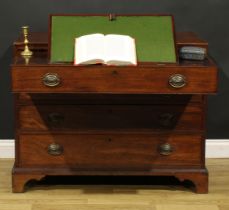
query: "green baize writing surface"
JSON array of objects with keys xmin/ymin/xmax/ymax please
[{"xmin": 51, "ymin": 15, "xmax": 176, "ymax": 63}]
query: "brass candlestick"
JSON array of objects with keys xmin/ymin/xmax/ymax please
[
  {"xmin": 21, "ymin": 26, "xmax": 33, "ymax": 56},
  {"xmin": 23, "ymin": 55, "xmax": 31, "ymax": 65}
]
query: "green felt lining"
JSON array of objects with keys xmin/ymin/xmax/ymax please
[{"xmin": 50, "ymin": 15, "xmax": 177, "ymax": 63}]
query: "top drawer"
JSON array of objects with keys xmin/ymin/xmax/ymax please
[{"xmin": 11, "ymin": 65, "xmax": 218, "ymax": 94}]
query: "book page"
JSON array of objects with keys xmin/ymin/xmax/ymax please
[
  {"xmin": 104, "ymin": 34, "xmax": 137, "ymax": 65},
  {"xmin": 74, "ymin": 33, "xmax": 105, "ymax": 65}
]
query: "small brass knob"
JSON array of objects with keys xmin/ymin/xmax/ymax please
[
  {"xmin": 48, "ymin": 143, "xmax": 63, "ymax": 156},
  {"xmin": 159, "ymin": 143, "xmax": 173, "ymax": 156},
  {"xmin": 169, "ymin": 74, "xmax": 186, "ymax": 88},
  {"xmin": 43, "ymin": 73, "xmax": 60, "ymax": 87}
]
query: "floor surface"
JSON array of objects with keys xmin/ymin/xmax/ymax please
[{"xmin": 0, "ymin": 159, "xmax": 229, "ymax": 210}]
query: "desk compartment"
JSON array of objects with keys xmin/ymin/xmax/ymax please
[
  {"xmin": 19, "ymin": 104, "xmax": 203, "ymax": 132},
  {"xmin": 18, "ymin": 93, "xmax": 203, "ymax": 105},
  {"xmin": 18, "ymin": 133, "xmax": 203, "ymax": 169}
]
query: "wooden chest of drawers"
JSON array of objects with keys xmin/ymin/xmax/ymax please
[{"xmin": 11, "ymin": 32, "xmax": 218, "ymax": 193}]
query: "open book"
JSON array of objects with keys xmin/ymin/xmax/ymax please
[{"xmin": 74, "ymin": 33, "xmax": 137, "ymax": 66}]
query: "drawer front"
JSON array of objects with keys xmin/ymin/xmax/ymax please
[
  {"xmin": 19, "ymin": 105, "xmax": 203, "ymax": 132},
  {"xmin": 12, "ymin": 66, "xmax": 217, "ymax": 93},
  {"xmin": 18, "ymin": 133, "xmax": 203, "ymax": 169}
]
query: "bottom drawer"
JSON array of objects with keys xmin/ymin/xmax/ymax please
[{"xmin": 18, "ymin": 133, "xmax": 203, "ymax": 169}]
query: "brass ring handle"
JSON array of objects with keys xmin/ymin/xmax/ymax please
[
  {"xmin": 169, "ymin": 74, "xmax": 187, "ymax": 89},
  {"xmin": 159, "ymin": 143, "xmax": 173, "ymax": 156},
  {"xmin": 47, "ymin": 143, "xmax": 63, "ymax": 156},
  {"xmin": 42, "ymin": 73, "xmax": 60, "ymax": 87}
]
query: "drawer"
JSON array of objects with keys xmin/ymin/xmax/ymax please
[
  {"xmin": 11, "ymin": 65, "xmax": 217, "ymax": 94},
  {"xmin": 19, "ymin": 104, "xmax": 203, "ymax": 132},
  {"xmin": 18, "ymin": 93, "xmax": 203, "ymax": 105},
  {"xmin": 18, "ymin": 133, "xmax": 203, "ymax": 169}
]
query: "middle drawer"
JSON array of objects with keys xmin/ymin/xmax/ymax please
[{"xmin": 19, "ymin": 104, "xmax": 203, "ymax": 132}]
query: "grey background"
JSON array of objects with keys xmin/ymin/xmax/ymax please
[{"xmin": 0, "ymin": 0, "xmax": 228, "ymax": 139}]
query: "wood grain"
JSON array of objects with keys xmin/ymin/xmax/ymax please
[
  {"xmin": 17, "ymin": 133, "xmax": 203, "ymax": 168},
  {"xmin": 11, "ymin": 65, "xmax": 218, "ymax": 94}
]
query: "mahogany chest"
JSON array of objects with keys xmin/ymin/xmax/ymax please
[{"xmin": 11, "ymin": 32, "xmax": 218, "ymax": 193}]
